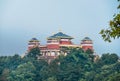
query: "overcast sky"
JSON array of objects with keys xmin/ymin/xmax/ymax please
[{"xmin": 0, "ymin": 0, "xmax": 120, "ymax": 56}]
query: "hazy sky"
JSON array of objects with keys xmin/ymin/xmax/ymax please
[{"xmin": 0, "ymin": 0, "xmax": 120, "ymax": 56}]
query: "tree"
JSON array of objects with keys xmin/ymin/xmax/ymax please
[
  {"xmin": 85, "ymin": 49, "xmax": 93, "ymax": 55},
  {"xmin": 7, "ymin": 62, "xmax": 36, "ymax": 81},
  {"xmin": 113, "ymin": 62, "xmax": 120, "ymax": 72},
  {"xmin": 40, "ymin": 66, "xmax": 51, "ymax": 81},
  {"xmin": 85, "ymin": 49, "xmax": 94, "ymax": 62},
  {"xmin": 0, "ymin": 69, "xmax": 9, "ymax": 81},
  {"xmin": 108, "ymin": 73, "xmax": 120, "ymax": 81},
  {"xmin": 46, "ymin": 76, "xmax": 57, "ymax": 81},
  {"xmin": 100, "ymin": 53, "xmax": 118, "ymax": 65},
  {"xmin": 100, "ymin": 0, "xmax": 120, "ymax": 42},
  {"xmin": 33, "ymin": 60, "xmax": 48, "ymax": 81},
  {"xmin": 27, "ymin": 47, "xmax": 41, "ymax": 59},
  {"xmin": 85, "ymin": 71, "xmax": 96, "ymax": 81}
]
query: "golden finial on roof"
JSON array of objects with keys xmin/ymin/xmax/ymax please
[
  {"xmin": 85, "ymin": 34, "xmax": 89, "ymax": 37},
  {"xmin": 52, "ymin": 32, "xmax": 55, "ymax": 35},
  {"xmin": 59, "ymin": 28, "xmax": 62, "ymax": 32}
]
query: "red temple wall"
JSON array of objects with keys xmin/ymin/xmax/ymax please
[
  {"xmin": 60, "ymin": 41, "xmax": 72, "ymax": 45},
  {"xmin": 47, "ymin": 44, "xmax": 59, "ymax": 49},
  {"xmin": 82, "ymin": 46, "xmax": 93, "ymax": 51}
]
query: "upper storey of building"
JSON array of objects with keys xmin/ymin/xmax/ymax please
[
  {"xmin": 81, "ymin": 37, "xmax": 93, "ymax": 51},
  {"xmin": 81, "ymin": 37, "xmax": 93, "ymax": 44},
  {"xmin": 47, "ymin": 32, "xmax": 73, "ymax": 45},
  {"xmin": 28, "ymin": 38, "xmax": 40, "ymax": 51}
]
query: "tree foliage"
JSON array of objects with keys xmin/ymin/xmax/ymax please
[
  {"xmin": 7, "ymin": 62, "xmax": 36, "ymax": 81},
  {"xmin": 0, "ymin": 48, "xmax": 119, "ymax": 81},
  {"xmin": 100, "ymin": 0, "xmax": 120, "ymax": 42},
  {"xmin": 27, "ymin": 47, "xmax": 41, "ymax": 59}
]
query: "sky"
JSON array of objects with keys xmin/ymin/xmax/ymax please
[{"xmin": 0, "ymin": 0, "xmax": 120, "ymax": 56}]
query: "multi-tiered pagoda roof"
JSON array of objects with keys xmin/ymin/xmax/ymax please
[
  {"xmin": 47, "ymin": 32, "xmax": 73, "ymax": 39},
  {"xmin": 82, "ymin": 37, "xmax": 92, "ymax": 41},
  {"xmin": 29, "ymin": 38, "xmax": 39, "ymax": 42}
]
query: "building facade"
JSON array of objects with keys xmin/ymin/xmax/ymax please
[{"xmin": 27, "ymin": 31, "xmax": 93, "ymax": 60}]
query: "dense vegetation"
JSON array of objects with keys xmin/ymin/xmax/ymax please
[{"xmin": 0, "ymin": 47, "xmax": 120, "ymax": 81}]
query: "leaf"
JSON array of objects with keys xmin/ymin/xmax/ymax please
[{"xmin": 99, "ymin": 29, "xmax": 104, "ymax": 34}]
